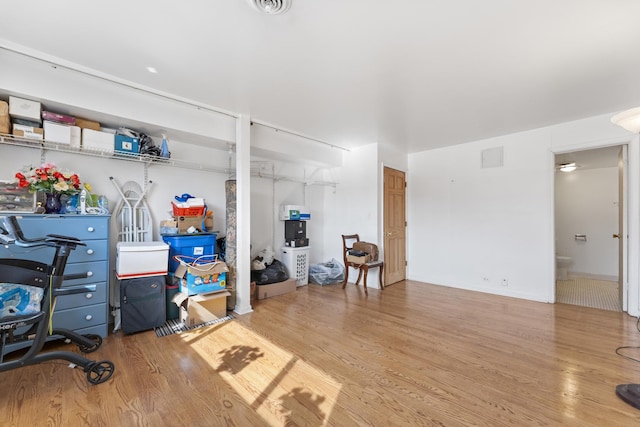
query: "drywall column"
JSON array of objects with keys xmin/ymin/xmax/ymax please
[{"xmin": 234, "ymin": 114, "xmax": 253, "ymax": 315}]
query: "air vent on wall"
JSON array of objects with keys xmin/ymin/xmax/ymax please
[
  {"xmin": 481, "ymin": 147, "xmax": 504, "ymax": 169},
  {"xmin": 250, "ymin": 0, "xmax": 292, "ymax": 15}
]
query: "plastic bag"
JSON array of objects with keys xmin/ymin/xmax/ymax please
[
  {"xmin": 309, "ymin": 258, "xmax": 344, "ymax": 285},
  {"xmin": 252, "ymin": 259, "xmax": 289, "ymax": 285},
  {"xmin": 0, "ymin": 283, "xmax": 44, "ymax": 318}
]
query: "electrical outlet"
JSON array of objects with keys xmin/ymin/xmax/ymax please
[{"xmin": 501, "ymin": 278, "xmax": 508, "ymax": 286}]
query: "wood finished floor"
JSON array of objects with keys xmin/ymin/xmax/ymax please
[{"xmin": 2, "ymin": 280, "xmax": 640, "ymax": 426}]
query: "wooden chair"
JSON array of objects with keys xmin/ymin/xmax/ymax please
[{"xmin": 341, "ymin": 234, "xmax": 384, "ymax": 294}]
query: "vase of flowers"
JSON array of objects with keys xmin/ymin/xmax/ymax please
[{"xmin": 15, "ymin": 162, "xmax": 82, "ymax": 214}]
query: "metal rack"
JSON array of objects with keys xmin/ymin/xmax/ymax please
[
  {"xmin": 1, "ymin": 133, "xmax": 232, "ymax": 175},
  {"xmin": 2, "ymin": 133, "xmax": 339, "ymax": 188}
]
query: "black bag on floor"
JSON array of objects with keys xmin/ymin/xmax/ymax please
[
  {"xmin": 251, "ymin": 259, "xmax": 289, "ymax": 285},
  {"xmin": 120, "ymin": 276, "xmax": 166, "ymax": 334}
]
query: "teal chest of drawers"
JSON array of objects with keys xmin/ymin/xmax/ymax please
[{"xmin": 0, "ymin": 214, "xmax": 110, "ymax": 352}]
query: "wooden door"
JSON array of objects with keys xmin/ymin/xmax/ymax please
[{"xmin": 384, "ymin": 167, "xmax": 406, "ymax": 285}]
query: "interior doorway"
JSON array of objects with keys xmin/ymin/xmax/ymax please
[
  {"xmin": 383, "ymin": 167, "xmax": 406, "ymax": 286},
  {"xmin": 554, "ymin": 145, "xmax": 626, "ymax": 311}
]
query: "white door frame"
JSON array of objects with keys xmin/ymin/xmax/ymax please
[{"xmin": 550, "ymin": 135, "xmax": 639, "ymax": 317}]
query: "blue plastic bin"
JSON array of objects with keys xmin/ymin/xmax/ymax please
[{"xmin": 162, "ymin": 233, "xmax": 217, "ymax": 272}]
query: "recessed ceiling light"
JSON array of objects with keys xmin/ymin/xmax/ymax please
[
  {"xmin": 559, "ymin": 162, "xmax": 577, "ymax": 172},
  {"xmin": 146, "ymin": 66, "xmax": 158, "ymax": 74}
]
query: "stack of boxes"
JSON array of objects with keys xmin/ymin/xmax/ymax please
[
  {"xmin": 5, "ymin": 95, "xmax": 141, "ymax": 156},
  {"xmin": 162, "ymin": 233, "xmax": 229, "ymax": 326},
  {"xmin": 168, "ymin": 198, "xmax": 212, "ymax": 233},
  {"xmin": 115, "ymin": 241, "xmax": 170, "ymax": 334},
  {"xmin": 280, "ymin": 205, "xmax": 310, "ymax": 288},
  {"xmin": 8, "ymin": 96, "xmax": 44, "ymax": 140}
]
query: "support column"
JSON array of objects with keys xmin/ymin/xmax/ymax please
[{"xmin": 234, "ymin": 114, "xmax": 253, "ymax": 315}]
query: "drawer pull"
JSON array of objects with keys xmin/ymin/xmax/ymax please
[
  {"xmin": 85, "ymin": 315, "xmax": 93, "ymax": 321},
  {"xmin": 86, "ymin": 249, "xmax": 94, "ymax": 255},
  {"xmin": 86, "ymin": 271, "xmax": 94, "ymax": 277},
  {"xmin": 86, "ymin": 293, "xmax": 93, "ymax": 299},
  {"xmin": 87, "ymin": 227, "xmax": 95, "ymax": 232}
]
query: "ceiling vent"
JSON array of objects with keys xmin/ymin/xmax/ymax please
[{"xmin": 251, "ymin": 0, "xmax": 291, "ymax": 15}]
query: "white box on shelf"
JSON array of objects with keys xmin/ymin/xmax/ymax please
[
  {"xmin": 70, "ymin": 125, "xmax": 81, "ymax": 148},
  {"xmin": 116, "ymin": 241, "xmax": 169, "ymax": 279},
  {"xmin": 279, "ymin": 204, "xmax": 310, "ymax": 221},
  {"xmin": 82, "ymin": 128, "xmax": 115, "ymax": 153},
  {"xmin": 9, "ymin": 96, "xmax": 41, "ymax": 122},
  {"xmin": 44, "ymin": 120, "xmax": 79, "ymax": 145}
]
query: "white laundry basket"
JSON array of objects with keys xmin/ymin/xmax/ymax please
[{"xmin": 281, "ymin": 246, "xmax": 310, "ymax": 286}]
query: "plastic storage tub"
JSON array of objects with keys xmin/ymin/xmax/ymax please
[
  {"xmin": 116, "ymin": 241, "xmax": 169, "ymax": 279},
  {"xmin": 162, "ymin": 233, "xmax": 217, "ymax": 272}
]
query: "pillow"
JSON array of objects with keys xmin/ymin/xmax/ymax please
[{"xmin": 0, "ymin": 283, "xmax": 44, "ymax": 318}]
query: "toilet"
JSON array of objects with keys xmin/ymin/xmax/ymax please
[{"xmin": 556, "ymin": 256, "xmax": 573, "ymax": 281}]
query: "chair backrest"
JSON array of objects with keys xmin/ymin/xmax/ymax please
[{"xmin": 341, "ymin": 234, "xmax": 360, "ymax": 264}]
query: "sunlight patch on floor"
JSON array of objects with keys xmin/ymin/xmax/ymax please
[{"xmin": 179, "ymin": 320, "xmax": 342, "ymax": 425}]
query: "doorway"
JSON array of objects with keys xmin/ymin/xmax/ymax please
[
  {"xmin": 554, "ymin": 146, "xmax": 626, "ymax": 311},
  {"xmin": 383, "ymin": 167, "xmax": 406, "ymax": 286}
]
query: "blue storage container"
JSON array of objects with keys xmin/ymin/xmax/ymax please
[{"xmin": 162, "ymin": 233, "xmax": 217, "ymax": 272}]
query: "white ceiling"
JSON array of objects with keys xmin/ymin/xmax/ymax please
[{"xmin": 2, "ymin": 0, "xmax": 640, "ymax": 154}]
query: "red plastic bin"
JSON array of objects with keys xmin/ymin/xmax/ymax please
[{"xmin": 172, "ymin": 202, "xmax": 205, "ymax": 217}]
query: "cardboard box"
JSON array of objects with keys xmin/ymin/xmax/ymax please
[
  {"xmin": 42, "ymin": 111, "xmax": 75, "ymax": 125},
  {"xmin": 114, "ymin": 134, "xmax": 140, "ymax": 155},
  {"xmin": 12, "ymin": 128, "xmax": 44, "ymax": 140},
  {"xmin": 43, "ymin": 120, "xmax": 80, "ymax": 145},
  {"xmin": 9, "ymin": 96, "xmax": 41, "ymax": 122},
  {"xmin": 82, "ymin": 128, "xmax": 114, "ymax": 153},
  {"xmin": 0, "ymin": 101, "xmax": 9, "ymax": 134},
  {"xmin": 347, "ymin": 254, "xmax": 371, "ymax": 264},
  {"xmin": 173, "ymin": 259, "xmax": 228, "ymax": 296},
  {"xmin": 75, "ymin": 117, "xmax": 101, "ymax": 131},
  {"xmin": 174, "ymin": 290, "xmax": 230, "ymax": 327},
  {"xmin": 256, "ymin": 278, "xmax": 297, "ymax": 300},
  {"xmin": 115, "ymin": 241, "xmax": 169, "ymax": 279},
  {"xmin": 175, "ymin": 215, "xmax": 205, "ymax": 233},
  {"xmin": 204, "ymin": 214, "xmax": 214, "ymax": 231}
]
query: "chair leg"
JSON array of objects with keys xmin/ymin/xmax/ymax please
[
  {"xmin": 342, "ymin": 266, "xmax": 349, "ymax": 289},
  {"xmin": 379, "ymin": 263, "xmax": 384, "ymax": 290},
  {"xmin": 355, "ymin": 268, "xmax": 364, "ymax": 286},
  {"xmin": 362, "ymin": 266, "xmax": 368, "ymax": 294}
]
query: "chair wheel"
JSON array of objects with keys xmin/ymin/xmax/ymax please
[
  {"xmin": 78, "ymin": 334, "xmax": 102, "ymax": 353},
  {"xmin": 86, "ymin": 360, "xmax": 115, "ymax": 384}
]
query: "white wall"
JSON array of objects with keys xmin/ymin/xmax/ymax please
[
  {"xmin": 248, "ymin": 160, "xmax": 331, "ymax": 269},
  {"xmin": 407, "ymin": 113, "xmax": 638, "ymax": 314},
  {"xmin": 555, "ymin": 167, "xmax": 618, "ymax": 279},
  {"xmin": 408, "ymin": 129, "xmax": 553, "ymax": 301},
  {"xmin": 320, "ymin": 144, "xmax": 383, "ymax": 287}
]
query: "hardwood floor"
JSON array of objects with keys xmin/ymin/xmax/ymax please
[{"xmin": 2, "ymin": 280, "xmax": 640, "ymax": 426}]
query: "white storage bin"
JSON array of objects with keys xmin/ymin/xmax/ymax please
[
  {"xmin": 116, "ymin": 241, "xmax": 169, "ymax": 279},
  {"xmin": 82, "ymin": 128, "xmax": 115, "ymax": 153},
  {"xmin": 44, "ymin": 120, "xmax": 80, "ymax": 145},
  {"xmin": 9, "ymin": 96, "xmax": 41, "ymax": 122},
  {"xmin": 281, "ymin": 246, "xmax": 310, "ymax": 286}
]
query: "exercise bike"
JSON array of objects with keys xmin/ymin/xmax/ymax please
[{"xmin": 0, "ymin": 215, "xmax": 114, "ymax": 384}]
